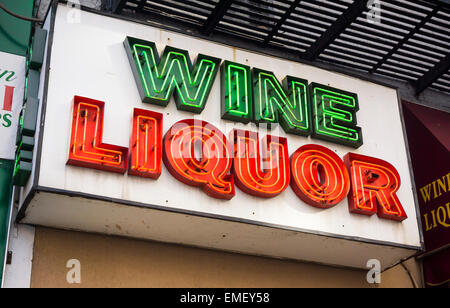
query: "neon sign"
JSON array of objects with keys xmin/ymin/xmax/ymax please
[
  {"xmin": 344, "ymin": 153, "xmax": 407, "ymax": 221},
  {"xmin": 310, "ymin": 84, "xmax": 362, "ymax": 148},
  {"xmin": 66, "ymin": 97, "xmax": 407, "ymax": 222},
  {"xmin": 163, "ymin": 119, "xmax": 235, "ymax": 200},
  {"xmin": 129, "ymin": 108, "xmax": 163, "ymax": 179},
  {"xmin": 253, "ymin": 69, "xmax": 310, "ymax": 136},
  {"xmin": 290, "ymin": 144, "xmax": 350, "ymax": 209},
  {"xmin": 125, "ymin": 37, "xmax": 363, "ymax": 149},
  {"xmin": 124, "ymin": 37, "xmax": 221, "ymax": 113},
  {"xmin": 221, "ymin": 61, "xmax": 253, "ymax": 123},
  {"xmin": 232, "ymin": 129, "xmax": 290, "ymax": 198}
]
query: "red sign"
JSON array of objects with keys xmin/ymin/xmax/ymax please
[
  {"xmin": 67, "ymin": 96, "xmax": 128, "ymax": 173},
  {"xmin": 291, "ymin": 144, "xmax": 350, "ymax": 209},
  {"xmin": 345, "ymin": 153, "xmax": 407, "ymax": 221},
  {"xmin": 163, "ymin": 119, "xmax": 235, "ymax": 200},
  {"xmin": 67, "ymin": 96, "xmax": 408, "ymax": 222},
  {"xmin": 232, "ymin": 130, "xmax": 290, "ymax": 198}
]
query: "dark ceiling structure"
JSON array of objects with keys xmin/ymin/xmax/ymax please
[{"xmin": 109, "ymin": 0, "xmax": 450, "ymax": 97}]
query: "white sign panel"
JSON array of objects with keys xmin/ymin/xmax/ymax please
[
  {"xmin": 19, "ymin": 5, "xmax": 422, "ymax": 268},
  {"xmin": 0, "ymin": 52, "xmax": 25, "ymax": 160}
]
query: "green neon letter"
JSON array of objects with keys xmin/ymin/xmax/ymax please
[
  {"xmin": 124, "ymin": 37, "xmax": 221, "ymax": 113},
  {"xmin": 253, "ymin": 68, "xmax": 311, "ymax": 136},
  {"xmin": 310, "ymin": 83, "xmax": 363, "ymax": 148},
  {"xmin": 221, "ymin": 61, "xmax": 252, "ymax": 123}
]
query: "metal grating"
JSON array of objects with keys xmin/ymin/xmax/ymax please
[{"xmin": 113, "ymin": 0, "xmax": 450, "ymax": 97}]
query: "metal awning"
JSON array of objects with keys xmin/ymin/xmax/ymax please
[{"xmin": 110, "ymin": 0, "xmax": 450, "ymax": 97}]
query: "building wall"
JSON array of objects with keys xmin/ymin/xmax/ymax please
[{"xmin": 30, "ymin": 227, "xmax": 423, "ymax": 288}]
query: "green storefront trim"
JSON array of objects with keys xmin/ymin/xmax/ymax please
[
  {"xmin": 0, "ymin": 159, "xmax": 14, "ymax": 285},
  {"xmin": 0, "ymin": 0, "xmax": 35, "ymax": 57}
]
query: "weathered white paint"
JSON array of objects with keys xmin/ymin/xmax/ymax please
[
  {"xmin": 24, "ymin": 192, "xmax": 416, "ymax": 270},
  {"xmin": 18, "ymin": 4, "xmax": 422, "ymax": 269}
]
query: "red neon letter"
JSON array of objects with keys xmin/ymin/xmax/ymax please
[
  {"xmin": 2, "ymin": 86, "xmax": 14, "ymax": 111},
  {"xmin": 67, "ymin": 96, "xmax": 128, "ymax": 173},
  {"xmin": 129, "ymin": 108, "xmax": 163, "ymax": 179},
  {"xmin": 290, "ymin": 144, "xmax": 350, "ymax": 209},
  {"xmin": 344, "ymin": 153, "xmax": 407, "ymax": 221},
  {"xmin": 163, "ymin": 119, "xmax": 235, "ymax": 200},
  {"xmin": 232, "ymin": 129, "xmax": 290, "ymax": 198}
]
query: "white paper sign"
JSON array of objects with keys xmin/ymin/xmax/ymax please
[{"xmin": 0, "ymin": 51, "xmax": 25, "ymax": 160}]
